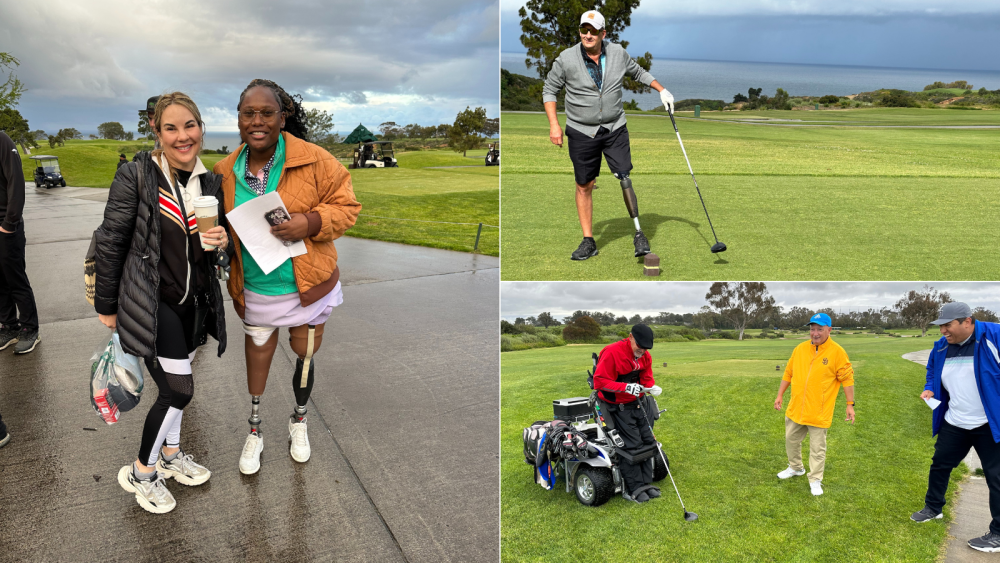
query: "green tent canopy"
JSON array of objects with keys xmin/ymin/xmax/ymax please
[{"xmin": 343, "ymin": 123, "xmax": 378, "ymax": 144}]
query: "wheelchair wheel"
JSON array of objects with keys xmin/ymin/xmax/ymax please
[
  {"xmin": 653, "ymin": 448, "xmax": 670, "ymax": 482},
  {"xmin": 575, "ymin": 466, "xmax": 615, "ymax": 507}
]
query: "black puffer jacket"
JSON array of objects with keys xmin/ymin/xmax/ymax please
[{"xmin": 93, "ymin": 152, "xmax": 232, "ymax": 360}]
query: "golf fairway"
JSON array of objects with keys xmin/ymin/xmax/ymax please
[{"xmin": 500, "ymin": 110, "xmax": 1000, "ymax": 280}]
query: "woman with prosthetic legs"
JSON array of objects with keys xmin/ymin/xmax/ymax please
[{"xmin": 212, "ymin": 79, "xmax": 360, "ymax": 475}]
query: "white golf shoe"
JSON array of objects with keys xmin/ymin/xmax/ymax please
[
  {"xmin": 777, "ymin": 466, "xmax": 806, "ymax": 479},
  {"xmin": 289, "ymin": 417, "xmax": 310, "ymax": 463},
  {"xmin": 239, "ymin": 432, "xmax": 263, "ymax": 475},
  {"xmin": 810, "ymin": 481, "xmax": 824, "ymax": 496}
]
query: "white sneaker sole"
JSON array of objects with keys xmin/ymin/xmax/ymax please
[
  {"xmin": 777, "ymin": 471, "xmax": 806, "ymax": 479},
  {"xmin": 912, "ymin": 513, "xmax": 943, "ymax": 523},
  {"xmin": 239, "ymin": 436, "xmax": 263, "ymax": 475},
  {"xmin": 156, "ymin": 459, "xmax": 211, "ymax": 486},
  {"xmin": 969, "ymin": 543, "xmax": 1000, "ymax": 553},
  {"xmin": 0, "ymin": 337, "xmax": 18, "ymax": 350},
  {"xmin": 117, "ymin": 466, "xmax": 175, "ymax": 514},
  {"xmin": 288, "ymin": 419, "xmax": 310, "ymax": 463}
]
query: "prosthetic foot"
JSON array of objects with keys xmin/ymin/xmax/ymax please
[
  {"xmin": 617, "ymin": 174, "xmax": 649, "ymax": 257},
  {"xmin": 288, "ymin": 324, "xmax": 323, "ymax": 463},
  {"xmin": 240, "ymin": 395, "xmax": 264, "ymax": 475}
]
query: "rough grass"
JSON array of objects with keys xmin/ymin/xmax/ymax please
[
  {"xmin": 500, "ymin": 111, "xmax": 1000, "ymax": 280},
  {"xmin": 501, "ymin": 335, "xmax": 966, "ymax": 562},
  {"xmin": 682, "ymin": 107, "xmax": 1000, "ymax": 126}
]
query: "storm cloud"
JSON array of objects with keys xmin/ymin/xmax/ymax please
[{"xmin": 2, "ymin": 0, "xmax": 499, "ymax": 133}]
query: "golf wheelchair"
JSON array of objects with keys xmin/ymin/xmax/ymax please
[
  {"xmin": 522, "ymin": 354, "xmax": 669, "ymax": 507},
  {"xmin": 485, "ymin": 142, "xmax": 499, "ymax": 166}
]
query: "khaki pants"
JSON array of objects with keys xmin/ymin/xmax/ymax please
[{"xmin": 785, "ymin": 417, "xmax": 828, "ymax": 483}]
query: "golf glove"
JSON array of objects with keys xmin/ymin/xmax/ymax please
[
  {"xmin": 647, "ymin": 385, "xmax": 662, "ymax": 396},
  {"xmin": 624, "ymin": 383, "xmax": 643, "ymax": 397},
  {"xmin": 659, "ymin": 89, "xmax": 675, "ymax": 113}
]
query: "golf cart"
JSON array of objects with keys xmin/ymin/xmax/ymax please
[
  {"xmin": 30, "ymin": 155, "xmax": 66, "ymax": 188},
  {"xmin": 350, "ymin": 141, "xmax": 398, "ymax": 169},
  {"xmin": 485, "ymin": 142, "xmax": 499, "ymax": 166}
]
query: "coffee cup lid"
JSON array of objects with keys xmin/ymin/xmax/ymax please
[{"xmin": 193, "ymin": 196, "xmax": 218, "ymax": 207}]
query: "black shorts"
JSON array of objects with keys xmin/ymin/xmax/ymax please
[{"xmin": 566, "ymin": 125, "xmax": 633, "ymax": 186}]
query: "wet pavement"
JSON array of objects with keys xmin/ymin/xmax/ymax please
[{"xmin": 0, "ymin": 185, "xmax": 499, "ymax": 562}]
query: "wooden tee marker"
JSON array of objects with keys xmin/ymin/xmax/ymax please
[{"xmin": 643, "ymin": 253, "xmax": 660, "ymax": 276}]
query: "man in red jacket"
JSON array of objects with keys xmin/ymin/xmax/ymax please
[{"xmin": 593, "ymin": 324, "xmax": 663, "ymax": 502}]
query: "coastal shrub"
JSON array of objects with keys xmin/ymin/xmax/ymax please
[
  {"xmin": 563, "ymin": 315, "xmax": 601, "ymax": 342},
  {"xmin": 818, "ymin": 95, "xmax": 839, "ymax": 104},
  {"xmin": 500, "ymin": 335, "xmax": 514, "ymax": 352},
  {"xmin": 877, "ymin": 90, "xmax": 917, "ymax": 107},
  {"xmin": 519, "ymin": 334, "xmax": 540, "ymax": 344},
  {"xmin": 709, "ymin": 330, "xmax": 738, "ymax": 340}
]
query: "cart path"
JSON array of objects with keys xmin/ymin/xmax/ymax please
[
  {"xmin": 904, "ymin": 350, "xmax": 991, "ymax": 563},
  {"xmin": 0, "ymin": 184, "xmax": 499, "ymax": 562}
]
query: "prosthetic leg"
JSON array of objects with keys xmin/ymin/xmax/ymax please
[
  {"xmin": 239, "ymin": 326, "xmax": 279, "ymax": 475},
  {"xmin": 287, "ymin": 323, "xmax": 325, "ymax": 463},
  {"xmin": 616, "ymin": 173, "xmax": 650, "ymax": 257}
]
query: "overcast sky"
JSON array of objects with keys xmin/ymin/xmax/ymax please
[
  {"xmin": 500, "ymin": 282, "xmax": 1000, "ymax": 321},
  {"xmin": 501, "ymin": 0, "xmax": 1000, "ymax": 71},
  {"xmin": 2, "ymin": 0, "xmax": 498, "ymax": 135}
]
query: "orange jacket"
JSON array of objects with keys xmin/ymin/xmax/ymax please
[
  {"xmin": 783, "ymin": 337, "xmax": 854, "ymax": 428},
  {"xmin": 214, "ymin": 132, "xmax": 361, "ymax": 317}
]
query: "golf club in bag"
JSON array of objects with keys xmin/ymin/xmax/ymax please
[
  {"xmin": 636, "ymin": 393, "xmax": 698, "ymax": 521},
  {"xmin": 667, "ymin": 109, "xmax": 727, "ymax": 254}
]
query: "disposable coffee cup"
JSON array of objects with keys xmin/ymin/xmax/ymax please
[{"xmin": 193, "ymin": 196, "xmax": 219, "ymax": 250}]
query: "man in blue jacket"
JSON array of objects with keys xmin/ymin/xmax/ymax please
[{"xmin": 911, "ymin": 302, "xmax": 1000, "ymax": 553}]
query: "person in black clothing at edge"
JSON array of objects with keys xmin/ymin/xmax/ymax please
[
  {"xmin": 0, "ymin": 131, "xmax": 40, "ymax": 356},
  {"xmin": 591, "ymin": 323, "xmax": 664, "ymax": 502},
  {"xmin": 93, "ymin": 92, "xmax": 232, "ymax": 514},
  {"xmin": 117, "ymin": 154, "xmax": 128, "ymax": 169}
]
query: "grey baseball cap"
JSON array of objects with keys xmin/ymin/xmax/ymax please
[{"xmin": 930, "ymin": 302, "xmax": 973, "ymax": 325}]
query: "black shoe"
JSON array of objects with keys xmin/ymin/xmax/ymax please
[
  {"xmin": 0, "ymin": 431, "xmax": 9, "ymax": 448},
  {"xmin": 969, "ymin": 531, "xmax": 1000, "ymax": 552},
  {"xmin": 634, "ymin": 491, "xmax": 650, "ymax": 503},
  {"xmin": 910, "ymin": 507, "xmax": 943, "ymax": 523},
  {"xmin": 633, "ymin": 231, "xmax": 650, "ymax": 257},
  {"xmin": 647, "ymin": 487, "xmax": 661, "ymax": 499},
  {"xmin": 13, "ymin": 329, "xmax": 39, "ymax": 355},
  {"xmin": 0, "ymin": 326, "xmax": 19, "ymax": 351},
  {"xmin": 571, "ymin": 238, "xmax": 599, "ymax": 261}
]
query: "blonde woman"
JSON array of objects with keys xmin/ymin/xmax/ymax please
[{"xmin": 93, "ymin": 92, "xmax": 232, "ymax": 513}]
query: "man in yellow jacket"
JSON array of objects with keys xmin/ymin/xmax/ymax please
[{"xmin": 774, "ymin": 313, "xmax": 856, "ymax": 496}]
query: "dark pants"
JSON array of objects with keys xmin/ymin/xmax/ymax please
[
  {"xmin": 925, "ymin": 420, "xmax": 1000, "ymax": 534},
  {"xmin": 608, "ymin": 402, "xmax": 656, "ymax": 494},
  {"xmin": 566, "ymin": 125, "xmax": 633, "ymax": 186},
  {"xmin": 0, "ymin": 410, "xmax": 6, "ymax": 439},
  {"xmin": 0, "ymin": 223, "xmax": 38, "ymax": 331}
]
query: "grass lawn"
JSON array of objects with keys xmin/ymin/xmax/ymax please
[
  {"xmin": 501, "ymin": 335, "xmax": 964, "ymax": 562},
  {"xmin": 680, "ymin": 107, "xmax": 1000, "ymax": 125},
  {"xmin": 500, "ymin": 111, "xmax": 1000, "ymax": 280},
  {"xmin": 18, "ymin": 140, "xmax": 498, "ymax": 256}
]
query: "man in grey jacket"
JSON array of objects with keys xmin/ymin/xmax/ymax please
[{"xmin": 543, "ymin": 10, "xmax": 675, "ymax": 261}]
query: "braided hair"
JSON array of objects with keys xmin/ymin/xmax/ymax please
[{"xmin": 237, "ymin": 79, "xmax": 308, "ymax": 141}]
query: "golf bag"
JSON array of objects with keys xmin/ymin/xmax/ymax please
[{"xmin": 522, "ymin": 419, "xmax": 599, "ymax": 490}]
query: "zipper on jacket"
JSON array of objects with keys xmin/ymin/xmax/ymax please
[
  {"xmin": 798, "ymin": 343, "xmax": 821, "ymax": 422},
  {"xmin": 171, "ymin": 176, "xmax": 192, "ymax": 305}
]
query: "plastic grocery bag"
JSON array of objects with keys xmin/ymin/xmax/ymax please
[{"xmin": 90, "ymin": 331, "xmax": 144, "ymax": 424}]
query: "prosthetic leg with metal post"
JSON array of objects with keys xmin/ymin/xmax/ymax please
[
  {"xmin": 287, "ymin": 323, "xmax": 324, "ymax": 464},
  {"xmin": 240, "ymin": 327, "xmax": 279, "ymax": 475},
  {"xmin": 615, "ymin": 173, "xmax": 650, "ymax": 257}
]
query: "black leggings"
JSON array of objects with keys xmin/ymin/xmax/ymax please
[{"xmin": 137, "ymin": 302, "xmax": 197, "ymax": 466}]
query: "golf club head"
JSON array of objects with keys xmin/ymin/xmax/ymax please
[
  {"xmin": 711, "ymin": 242, "xmax": 727, "ymax": 253},
  {"xmin": 684, "ymin": 512, "xmax": 699, "ymax": 522}
]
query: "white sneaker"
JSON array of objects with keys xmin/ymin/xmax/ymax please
[
  {"xmin": 157, "ymin": 450, "xmax": 211, "ymax": 486},
  {"xmin": 239, "ymin": 432, "xmax": 263, "ymax": 475},
  {"xmin": 777, "ymin": 466, "xmax": 806, "ymax": 479},
  {"xmin": 117, "ymin": 465, "xmax": 176, "ymax": 514},
  {"xmin": 810, "ymin": 481, "xmax": 824, "ymax": 496},
  {"xmin": 289, "ymin": 417, "xmax": 310, "ymax": 463}
]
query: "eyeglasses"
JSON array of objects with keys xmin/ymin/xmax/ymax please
[
  {"xmin": 579, "ymin": 26, "xmax": 601, "ymax": 36},
  {"xmin": 239, "ymin": 109, "xmax": 280, "ymax": 122}
]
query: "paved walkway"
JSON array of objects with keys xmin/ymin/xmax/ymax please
[
  {"xmin": 904, "ymin": 350, "xmax": 992, "ymax": 562},
  {"xmin": 0, "ymin": 184, "xmax": 499, "ymax": 562}
]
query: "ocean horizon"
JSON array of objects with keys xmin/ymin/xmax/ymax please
[{"xmin": 502, "ymin": 52, "xmax": 1000, "ymax": 110}]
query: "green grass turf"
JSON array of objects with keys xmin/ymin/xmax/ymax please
[
  {"xmin": 19, "ymin": 140, "xmax": 498, "ymax": 256},
  {"xmin": 500, "ymin": 111, "xmax": 1000, "ymax": 280},
  {"xmin": 501, "ymin": 335, "xmax": 964, "ymax": 562},
  {"xmin": 665, "ymin": 107, "xmax": 1000, "ymax": 126}
]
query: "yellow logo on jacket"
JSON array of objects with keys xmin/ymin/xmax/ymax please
[{"xmin": 822, "ymin": 358, "xmax": 829, "ymax": 365}]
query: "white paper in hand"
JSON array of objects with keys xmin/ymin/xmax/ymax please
[
  {"xmin": 225, "ymin": 192, "xmax": 307, "ymax": 274},
  {"xmin": 924, "ymin": 397, "xmax": 941, "ymax": 410}
]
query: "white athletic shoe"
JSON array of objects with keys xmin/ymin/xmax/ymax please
[
  {"xmin": 117, "ymin": 465, "xmax": 176, "ymax": 514},
  {"xmin": 777, "ymin": 467, "xmax": 806, "ymax": 479},
  {"xmin": 810, "ymin": 481, "xmax": 824, "ymax": 496},
  {"xmin": 239, "ymin": 432, "xmax": 263, "ymax": 475},
  {"xmin": 156, "ymin": 450, "xmax": 211, "ymax": 486},
  {"xmin": 289, "ymin": 417, "xmax": 310, "ymax": 463}
]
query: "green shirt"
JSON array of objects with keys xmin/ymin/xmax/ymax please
[{"xmin": 233, "ymin": 135, "xmax": 298, "ymax": 295}]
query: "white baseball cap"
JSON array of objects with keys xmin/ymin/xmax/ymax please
[{"xmin": 580, "ymin": 10, "xmax": 605, "ymax": 31}]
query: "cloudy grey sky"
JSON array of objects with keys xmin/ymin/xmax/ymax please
[
  {"xmin": 501, "ymin": 282, "xmax": 1000, "ymax": 321},
  {"xmin": 501, "ymin": 0, "xmax": 1000, "ymax": 71},
  {"xmin": 2, "ymin": 0, "xmax": 498, "ymax": 135}
]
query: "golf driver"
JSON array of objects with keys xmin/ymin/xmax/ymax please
[
  {"xmin": 636, "ymin": 394, "xmax": 698, "ymax": 521},
  {"xmin": 667, "ymin": 109, "xmax": 727, "ymax": 254}
]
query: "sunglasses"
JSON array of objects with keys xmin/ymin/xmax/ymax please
[{"xmin": 579, "ymin": 26, "xmax": 602, "ymax": 36}]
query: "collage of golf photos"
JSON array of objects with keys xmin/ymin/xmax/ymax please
[{"xmin": 497, "ymin": 1, "xmax": 1000, "ymax": 562}]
